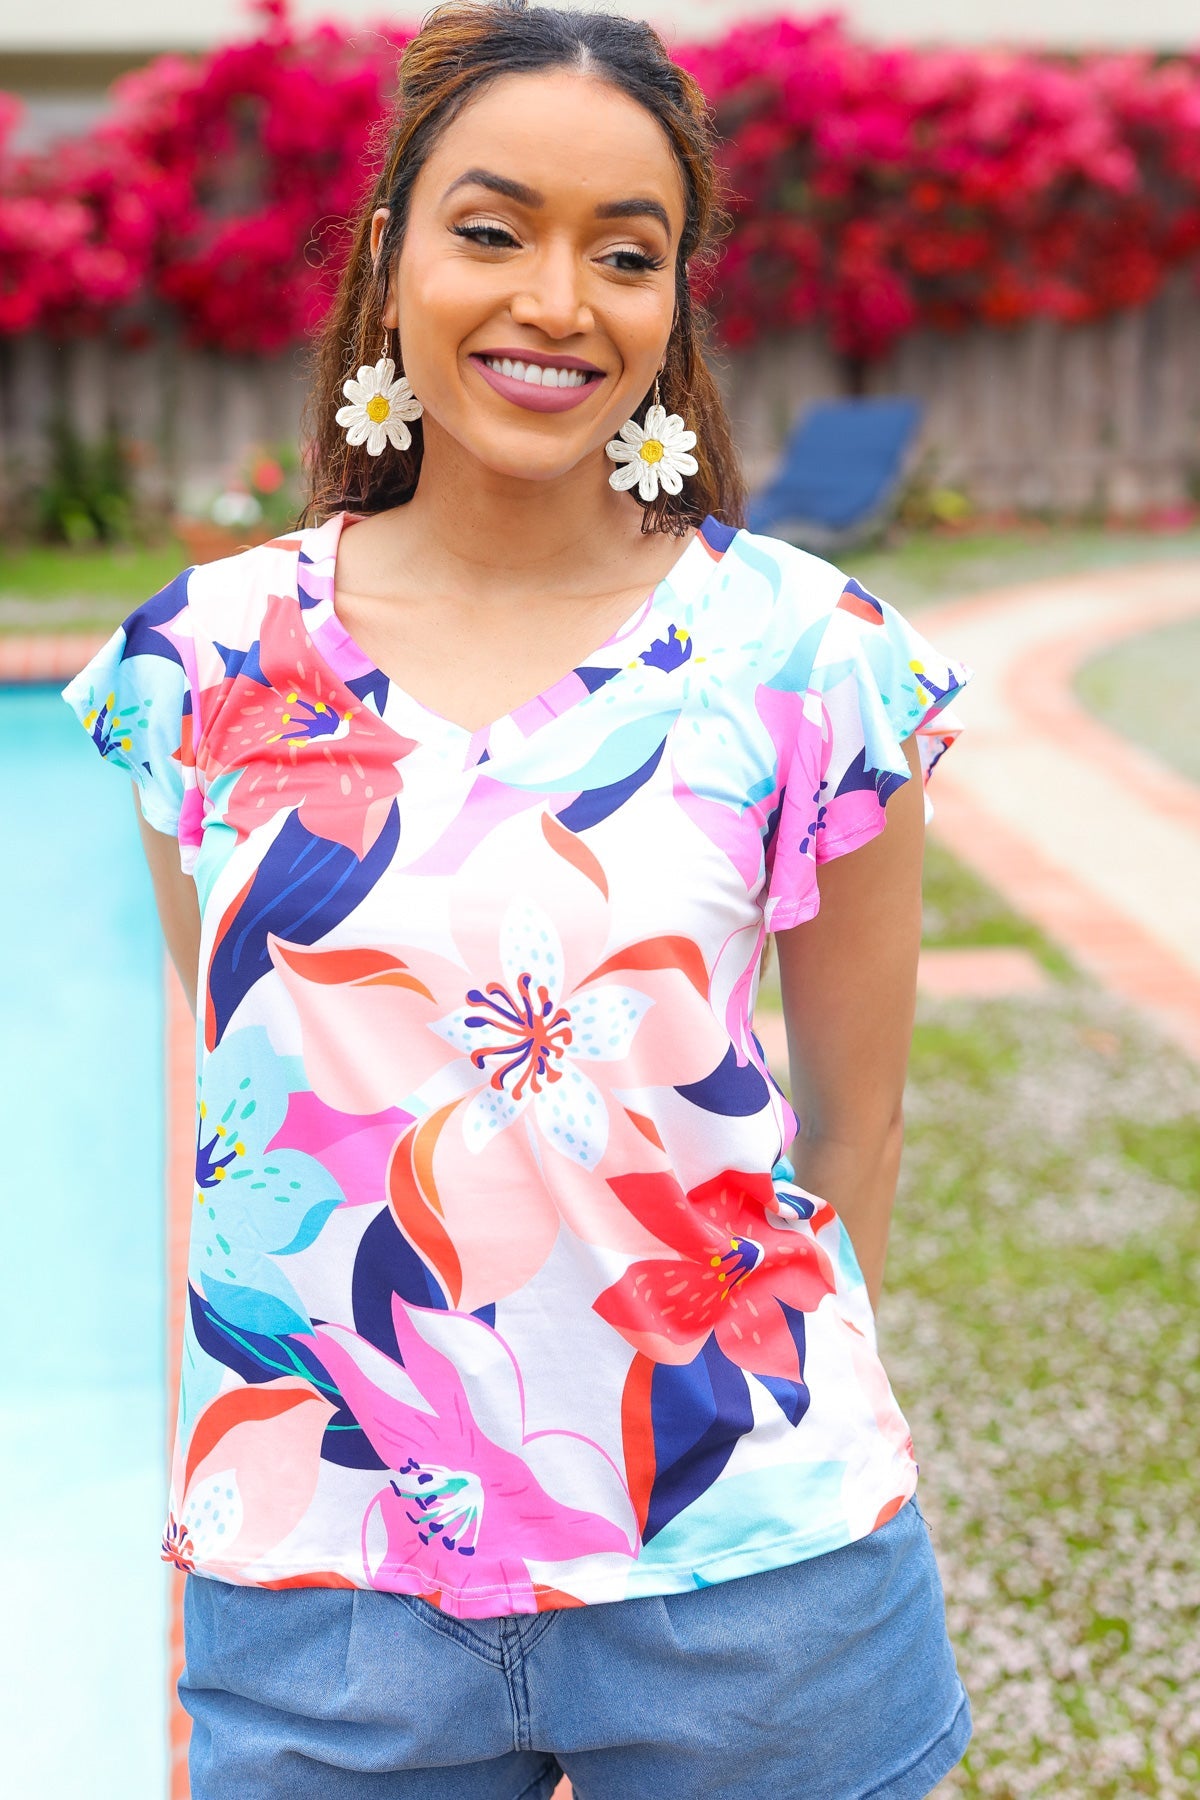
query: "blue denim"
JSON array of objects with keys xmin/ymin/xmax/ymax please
[{"xmin": 181, "ymin": 1495, "xmax": 970, "ymax": 1799}]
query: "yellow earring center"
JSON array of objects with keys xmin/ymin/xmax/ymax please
[
  {"xmin": 365, "ymin": 395, "xmax": 392, "ymax": 424},
  {"xmin": 639, "ymin": 439, "xmax": 665, "ymax": 465}
]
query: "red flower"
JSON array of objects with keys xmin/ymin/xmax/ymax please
[
  {"xmin": 594, "ymin": 1169, "xmax": 837, "ymax": 1381},
  {"xmin": 200, "ymin": 590, "xmax": 415, "ymax": 857}
]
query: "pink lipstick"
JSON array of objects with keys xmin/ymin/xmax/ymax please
[{"xmin": 469, "ymin": 349, "xmax": 605, "ymax": 414}]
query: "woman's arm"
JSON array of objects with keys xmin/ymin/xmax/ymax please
[
  {"xmin": 772, "ymin": 732, "xmax": 926, "ymax": 1311},
  {"xmin": 133, "ymin": 786, "xmax": 202, "ymax": 1013}
]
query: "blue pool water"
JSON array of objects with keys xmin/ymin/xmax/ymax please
[{"xmin": 0, "ymin": 685, "xmax": 168, "ymax": 1796}]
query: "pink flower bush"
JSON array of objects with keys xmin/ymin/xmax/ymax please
[{"xmin": 3, "ymin": 4, "xmax": 1200, "ymax": 359}]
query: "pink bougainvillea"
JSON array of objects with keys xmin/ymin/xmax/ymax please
[{"xmin": 3, "ymin": 3, "xmax": 1200, "ymax": 360}]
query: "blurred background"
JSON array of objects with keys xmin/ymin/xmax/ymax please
[{"xmin": 2, "ymin": 3, "xmax": 1198, "ymax": 1797}]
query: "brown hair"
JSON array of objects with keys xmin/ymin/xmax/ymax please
[{"xmin": 304, "ymin": 0, "xmax": 745, "ymax": 533}]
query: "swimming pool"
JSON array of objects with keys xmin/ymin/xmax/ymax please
[{"xmin": 0, "ymin": 684, "xmax": 168, "ymax": 1796}]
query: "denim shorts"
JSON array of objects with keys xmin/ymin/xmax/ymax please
[{"xmin": 180, "ymin": 1494, "xmax": 970, "ymax": 1799}]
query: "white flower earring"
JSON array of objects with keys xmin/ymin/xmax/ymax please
[
  {"xmin": 335, "ymin": 332, "xmax": 423, "ymax": 456},
  {"xmin": 605, "ymin": 372, "xmax": 698, "ymax": 502}
]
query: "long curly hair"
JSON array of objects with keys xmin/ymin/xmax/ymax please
[{"xmin": 303, "ymin": 0, "xmax": 745, "ymax": 534}]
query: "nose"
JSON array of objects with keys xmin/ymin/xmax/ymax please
[{"xmin": 509, "ymin": 241, "xmax": 594, "ymax": 340}]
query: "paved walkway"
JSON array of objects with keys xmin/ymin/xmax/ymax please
[{"xmin": 910, "ymin": 559, "xmax": 1200, "ymax": 1062}]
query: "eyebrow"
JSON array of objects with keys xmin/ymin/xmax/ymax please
[
  {"xmin": 443, "ymin": 168, "xmax": 543, "ymax": 208},
  {"xmin": 443, "ymin": 168, "xmax": 672, "ymax": 237},
  {"xmin": 594, "ymin": 196, "xmax": 672, "ymax": 236}
]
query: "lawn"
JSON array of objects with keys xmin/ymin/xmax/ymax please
[
  {"xmin": 759, "ymin": 845, "xmax": 1200, "ymax": 1798},
  {"xmin": 1075, "ymin": 615, "xmax": 1200, "ymax": 787},
  {"xmin": 0, "ymin": 540, "xmax": 189, "ymax": 636}
]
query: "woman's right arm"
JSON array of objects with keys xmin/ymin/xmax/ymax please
[{"xmin": 134, "ymin": 786, "xmax": 201, "ymax": 1012}]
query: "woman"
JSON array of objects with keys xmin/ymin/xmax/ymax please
[{"xmin": 66, "ymin": 4, "xmax": 974, "ymax": 1795}]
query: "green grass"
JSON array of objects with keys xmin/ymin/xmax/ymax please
[
  {"xmin": 0, "ymin": 540, "xmax": 188, "ymax": 636},
  {"xmin": 893, "ymin": 982, "xmax": 1200, "ymax": 1797},
  {"xmin": 1074, "ymin": 614, "xmax": 1200, "ymax": 787},
  {"xmin": 920, "ymin": 839, "xmax": 1078, "ymax": 979}
]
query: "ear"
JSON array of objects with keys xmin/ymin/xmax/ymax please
[{"xmin": 370, "ymin": 207, "xmax": 399, "ymax": 330}]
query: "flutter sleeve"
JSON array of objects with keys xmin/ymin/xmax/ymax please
[
  {"xmin": 762, "ymin": 575, "xmax": 972, "ymax": 931},
  {"xmin": 61, "ymin": 570, "xmax": 203, "ymax": 867}
]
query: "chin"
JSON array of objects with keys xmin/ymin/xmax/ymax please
[{"xmin": 469, "ymin": 442, "xmax": 603, "ymax": 486}]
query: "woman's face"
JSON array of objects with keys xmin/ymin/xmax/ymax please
[{"xmin": 373, "ymin": 69, "xmax": 686, "ymax": 487}]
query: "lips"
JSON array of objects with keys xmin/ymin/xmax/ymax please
[{"xmin": 468, "ymin": 350, "xmax": 605, "ymax": 415}]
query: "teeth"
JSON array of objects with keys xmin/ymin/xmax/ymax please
[{"xmin": 482, "ymin": 357, "xmax": 590, "ymax": 389}]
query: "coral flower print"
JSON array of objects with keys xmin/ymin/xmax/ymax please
[
  {"xmin": 606, "ymin": 403, "xmax": 698, "ymax": 501},
  {"xmin": 313, "ymin": 1298, "xmax": 636, "ymax": 1616},
  {"xmin": 202, "ymin": 592, "xmax": 417, "ymax": 856},
  {"xmin": 335, "ymin": 354, "xmax": 423, "ymax": 456},
  {"xmin": 595, "ymin": 1168, "xmax": 837, "ymax": 1380}
]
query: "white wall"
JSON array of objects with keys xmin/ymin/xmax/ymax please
[{"xmin": 3, "ymin": 0, "xmax": 1199, "ymax": 52}]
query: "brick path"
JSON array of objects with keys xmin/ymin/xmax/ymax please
[
  {"xmin": 911, "ymin": 560, "xmax": 1200, "ymax": 1062},
  {"xmin": 6, "ymin": 553, "xmax": 1197, "ymax": 1799}
]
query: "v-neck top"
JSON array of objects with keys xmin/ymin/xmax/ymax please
[
  {"xmin": 64, "ymin": 512, "xmax": 971, "ymax": 1617},
  {"xmin": 315, "ymin": 509, "xmax": 713, "ymax": 754}
]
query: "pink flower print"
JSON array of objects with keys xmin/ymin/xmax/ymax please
[
  {"xmin": 594, "ymin": 1169, "xmax": 837, "ymax": 1380},
  {"xmin": 201, "ymin": 593, "xmax": 416, "ymax": 856},
  {"xmin": 270, "ymin": 810, "xmax": 730, "ymax": 1311},
  {"xmin": 312, "ymin": 1298, "xmax": 637, "ymax": 1617},
  {"xmin": 431, "ymin": 896, "xmax": 655, "ymax": 1168}
]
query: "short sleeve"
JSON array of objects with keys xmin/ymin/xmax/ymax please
[
  {"xmin": 62, "ymin": 571, "xmax": 200, "ymax": 861},
  {"xmin": 763, "ymin": 576, "xmax": 972, "ymax": 931}
]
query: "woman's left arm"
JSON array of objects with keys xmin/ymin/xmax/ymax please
[{"xmin": 772, "ymin": 732, "xmax": 926, "ymax": 1311}]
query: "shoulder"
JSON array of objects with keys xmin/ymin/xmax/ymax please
[
  {"xmin": 704, "ymin": 526, "xmax": 881, "ymax": 686},
  {"xmin": 173, "ymin": 519, "xmax": 345, "ymax": 686},
  {"xmin": 711, "ymin": 525, "xmax": 858, "ymax": 628}
]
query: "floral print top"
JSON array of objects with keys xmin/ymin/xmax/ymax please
[{"xmin": 64, "ymin": 512, "xmax": 971, "ymax": 1617}]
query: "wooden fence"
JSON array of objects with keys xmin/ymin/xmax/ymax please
[{"xmin": 3, "ymin": 274, "xmax": 1199, "ymax": 519}]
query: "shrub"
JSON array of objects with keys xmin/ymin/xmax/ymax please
[{"xmin": 2, "ymin": 3, "xmax": 1200, "ymax": 363}]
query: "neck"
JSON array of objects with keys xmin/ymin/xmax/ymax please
[{"xmin": 389, "ymin": 418, "xmax": 654, "ymax": 600}]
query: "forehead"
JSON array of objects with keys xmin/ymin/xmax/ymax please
[{"xmin": 414, "ymin": 68, "xmax": 687, "ymax": 232}]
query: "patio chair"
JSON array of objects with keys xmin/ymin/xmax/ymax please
[{"xmin": 746, "ymin": 396, "xmax": 924, "ymax": 551}]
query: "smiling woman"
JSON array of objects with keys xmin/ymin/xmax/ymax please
[{"xmin": 61, "ymin": 5, "xmax": 976, "ymax": 1798}]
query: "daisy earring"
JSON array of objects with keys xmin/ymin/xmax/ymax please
[
  {"xmin": 605, "ymin": 372, "xmax": 698, "ymax": 503},
  {"xmin": 335, "ymin": 332, "xmax": 423, "ymax": 456}
]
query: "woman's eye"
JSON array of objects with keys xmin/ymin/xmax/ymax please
[
  {"xmin": 604, "ymin": 247, "xmax": 666, "ymax": 274},
  {"xmin": 452, "ymin": 222, "xmax": 519, "ymax": 250}
]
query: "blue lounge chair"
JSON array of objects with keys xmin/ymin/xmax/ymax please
[{"xmin": 746, "ymin": 396, "xmax": 924, "ymax": 550}]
